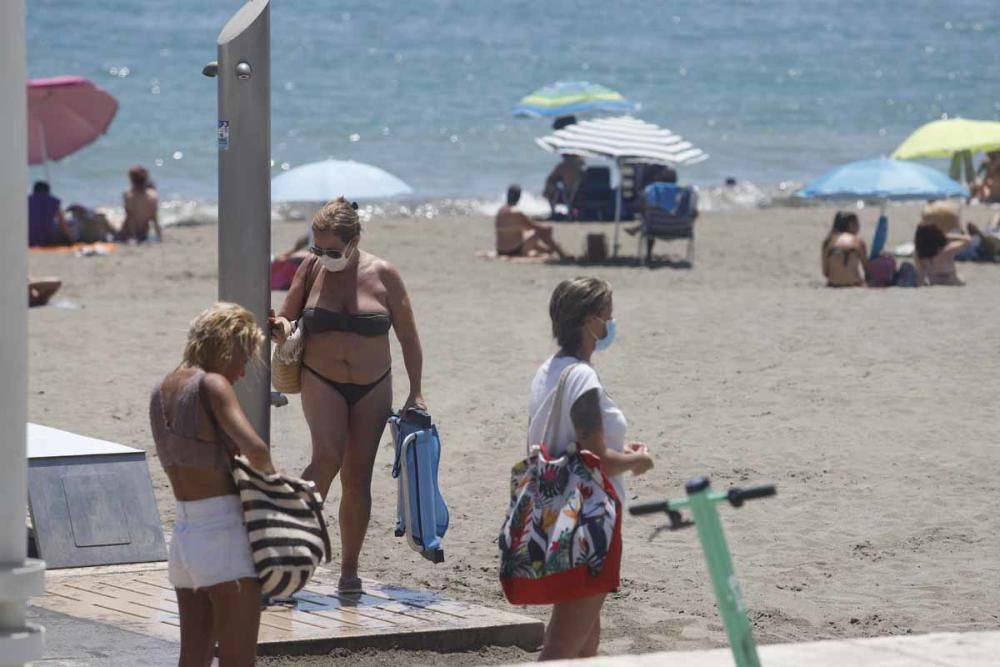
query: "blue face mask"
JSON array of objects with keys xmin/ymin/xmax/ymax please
[{"xmin": 594, "ymin": 318, "xmax": 616, "ymax": 352}]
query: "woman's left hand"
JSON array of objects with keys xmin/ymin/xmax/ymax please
[
  {"xmin": 625, "ymin": 441, "xmax": 649, "ymax": 455},
  {"xmin": 403, "ymin": 393, "xmax": 427, "ymax": 413}
]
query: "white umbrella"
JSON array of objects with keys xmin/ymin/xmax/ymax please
[
  {"xmin": 535, "ymin": 116, "xmax": 708, "ymax": 255},
  {"xmin": 271, "ymin": 159, "xmax": 413, "ymax": 202}
]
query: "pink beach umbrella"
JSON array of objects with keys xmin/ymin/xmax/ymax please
[{"xmin": 27, "ymin": 76, "xmax": 118, "ymax": 172}]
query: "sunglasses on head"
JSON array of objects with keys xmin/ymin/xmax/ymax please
[{"xmin": 309, "ymin": 245, "xmax": 349, "ymax": 259}]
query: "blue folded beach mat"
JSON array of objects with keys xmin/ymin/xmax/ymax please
[{"xmin": 388, "ymin": 408, "xmax": 449, "ymax": 563}]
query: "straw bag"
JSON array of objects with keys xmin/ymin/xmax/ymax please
[
  {"xmin": 498, "ymin": 364, "xmax": 622, "ymax": 605},
  {"xmin": 271, "ymin": 322, "xmax": 305, "ymax": 393},
  {"xmin": 270, "ymin": 259, "xmax": 318, "ymax": 394}
]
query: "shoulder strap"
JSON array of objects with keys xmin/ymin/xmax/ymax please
[
  {"xmin": 301, "ymin": 255, "xmax": 321, "ymax": 309},
  {"xmin": 538, "ymin": 362, "xmax": 579, "ymax": 450},
  {"xmin": 196, "ymin": 373, "xmax": 220, "ymax": 432}
]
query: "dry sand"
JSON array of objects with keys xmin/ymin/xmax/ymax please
[{"xmin": 28, "ymin": 204, "xmax": 1000, "ymax": 666}]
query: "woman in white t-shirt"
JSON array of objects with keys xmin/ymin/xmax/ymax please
[{"xmin": 528, "ymin": 277, "xmax": 654, "ymax": 661}]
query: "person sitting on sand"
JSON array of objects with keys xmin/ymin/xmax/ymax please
[
  {"xmin": 118, "ymin": 165, "xmax": 161, "ymax": 243},
  {"xmin": 972, "ymin": 151, "xmax": 1000, "ymax": 203},
  {"xmin": 821, "ymin": 211, "xmax": 871, "ymax": 287},
  {"xmin": 66, "ymin": 205, "xmax": 116, "ymax": 243},
  {"xmin": 543, "ymin": 154, "xmax": 584, "ymax": 218},
  {"xmin": 28, "ymin": 181, "xmax": 73, "ymax": 247},
  {"xmin": 495, "ymin": 185, "xmax": 568, "ymax": 259},
  {"xmin": 966, "ymin": 212, "xmax": 1000, "ymax": 261},
  {"xmin": 914, "ymin": 201, "xmax": 971, "ymax": 286}
]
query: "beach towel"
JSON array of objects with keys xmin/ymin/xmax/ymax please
[
  {"xmin": 270, "ymin": 258, "xmax": 302, "ymax": 290},
  {"xmin": 644, "ymin": 182, "xmax": 682, "ymax": 212},
  {"xmin": 475, "ymin": 249, "xmax": 551, "ymax": 262},
  {"xmin": 29, "ymin": 242, "xmax": 117, "ymax": 255}
]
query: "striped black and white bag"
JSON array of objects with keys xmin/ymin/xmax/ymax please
[{"xmin": 230, "ymin": 456, "xmax": 332, "ymax": 598}]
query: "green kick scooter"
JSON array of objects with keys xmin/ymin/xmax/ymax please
[{"xmin": 630, "ymin": 477, "xmax": 777, "ymax": 667}]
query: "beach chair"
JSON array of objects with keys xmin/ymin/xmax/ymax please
[
  {"xmin": 637, "ymin": 182, "xmax": 698, "ymax": 265},
  {"xmin": 572, "ymin": 167, "xmax": 618, "ymax": 221},
  {"xmin": 388, "ymin": 408, "xmax": 449, "ymax": 563}
]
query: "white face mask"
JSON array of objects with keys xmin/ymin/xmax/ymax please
[{"xmin": 317, "ymin": 243, "xmax": 354, "ymax": 272}]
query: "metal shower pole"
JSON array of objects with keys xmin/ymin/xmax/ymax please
[
  {"xmin": 207, "ymin": 0, "xmax": 272, "ymax": 442},
  {"xmin": 0, "ymin": 2, "xmax": 46, "ymax": 665}
]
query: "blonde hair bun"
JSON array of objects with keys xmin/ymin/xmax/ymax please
[{"xmin": 312, "ymin": 196, "xmax": 361, "ymax": 241}]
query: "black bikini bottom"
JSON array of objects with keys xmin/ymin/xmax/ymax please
[{"xmin": 303, "ymin": 364, "xmax": 390, "ymax": 407}]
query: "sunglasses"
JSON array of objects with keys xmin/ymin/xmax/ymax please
[{"xmin": 309, "ymin": 245, "xmax": 349, "ymax": 259}]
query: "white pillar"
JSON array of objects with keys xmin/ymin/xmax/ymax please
[{"xmin": 0, "ymin": 2, "xmax": 46, "ymax": 665}]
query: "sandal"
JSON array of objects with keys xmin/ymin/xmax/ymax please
[{"xmin": 337, "ymin": 575, "xmax": 364, "ymax": 595}]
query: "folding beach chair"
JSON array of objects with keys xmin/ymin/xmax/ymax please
[
  {"xmin": 572, "ymin": 167, "xmax": 617, "ymax": 221},
  {"xmin": 638, "ymin": 182, "xmax": 699, "ymax": 265}
]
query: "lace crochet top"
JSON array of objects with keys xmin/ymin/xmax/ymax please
[{"xmin": 149, "ymin": 370, "xmax": 237, "ymax": 473}]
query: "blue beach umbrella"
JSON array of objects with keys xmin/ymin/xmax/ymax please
[
  {"xmin": 512, "ymin": 81, "xmax": 637, "ymax": 118},
  {"xmin": 797, "ymin": 157, "xmax": 968, "ymax": 201},
  {"xmin": 797, "ymin": 158, "xmax": 968, "ymax": 258},
  {"xmin": 271, "ymin": 159, "xmax": 413, "ymax": 202}
]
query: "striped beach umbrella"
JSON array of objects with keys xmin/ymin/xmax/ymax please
[
  {"xmin": 535, "ymin": 115, "xmax": 708, "ymax": 255},
  {"xmin": 512, "ymin": 81, "xmax": 636, "ymax": 118},
  {"xmin": 534, "ymin": 115, "xmax": 708, "ymax": 166}
]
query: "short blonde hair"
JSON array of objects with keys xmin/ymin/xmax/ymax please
[
  {"xmin": 183, "ymin": 302, "xmax": 264, "ymax": 369},
  {"xmin": 312, "ymin": 196, "xmax": 361, "ymax": 242},
  {"xmin": 549, "ymin": 277, "xmax": 612, "ymax": 353},
  {"xmin": 920, "ymin": 200, "xmax": 960, "ymax": 233}
]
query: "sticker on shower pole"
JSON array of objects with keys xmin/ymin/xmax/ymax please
[{"xmin": 218, "ymin": 120, "xmax": 230, "ymax": 151}]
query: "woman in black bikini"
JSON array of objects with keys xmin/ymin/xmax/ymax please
[{"xmin": 271, "ymin": 197, "xmax": 425, "ymax": 593}]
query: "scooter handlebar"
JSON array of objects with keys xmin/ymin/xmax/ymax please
[
  {"xmin": 727, "ymin": 484, "xmax": 776, "ymax": 507},
  {"xmin": 628, "ymin": 501, "xmax": 670, "ymax": 516}
]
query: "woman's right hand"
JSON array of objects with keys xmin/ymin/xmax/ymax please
[{"xmin": 269, "ymin": 311, "xmax": 292, "ymax": 344}]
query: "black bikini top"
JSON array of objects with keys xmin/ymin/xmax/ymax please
[
  {"xmin": 301, "ymin": 307, "xmax": 392, "ymax": 337},
  {"xmin": 826, "ymin": 245, "xmax": 860, "ymax": 266}
]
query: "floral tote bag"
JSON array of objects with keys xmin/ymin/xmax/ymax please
[{"xmin": 499, "ymin": 364, "xmax": 622, "ymax": 605}]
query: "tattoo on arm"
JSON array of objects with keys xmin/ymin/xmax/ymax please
[{"xmin": 570, "ymin": 388, "xmax": 603, "ymax": 440}]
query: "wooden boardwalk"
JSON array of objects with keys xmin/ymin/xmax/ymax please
[{"xmin": 36, "ymin": 564, "xmax": 543, "ymax": 656}]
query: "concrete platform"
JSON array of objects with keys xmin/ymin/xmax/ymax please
[
  {"xmin": 505, "ymin": 630, "xmax": 1000, "ymax": 666},
  {"xmin": 34, "ymin": 563, "xmax": 543, "ymax": 657}
]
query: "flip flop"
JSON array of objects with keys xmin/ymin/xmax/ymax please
[{"xmin": 338, "ymin": 575, "xmax": 364, "ymax": 595}]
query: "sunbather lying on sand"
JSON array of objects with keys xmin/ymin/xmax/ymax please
[{"xmin": 495, "ymin": 185, "xmax": 569, "ymax": 259}]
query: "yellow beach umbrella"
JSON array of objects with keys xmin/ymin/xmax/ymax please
[{"xmin": 892, "ymin": 118, "xmax": 1000, "ymax": 183}]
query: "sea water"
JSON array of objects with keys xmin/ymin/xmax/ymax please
[{"xmin": 26, "ymin": 0, "xmax": 1000, "ymax": 214}]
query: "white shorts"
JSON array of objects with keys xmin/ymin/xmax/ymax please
[{"xmin": 168, "ymin": 494, "xmax": 256, "ymax": 590}]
